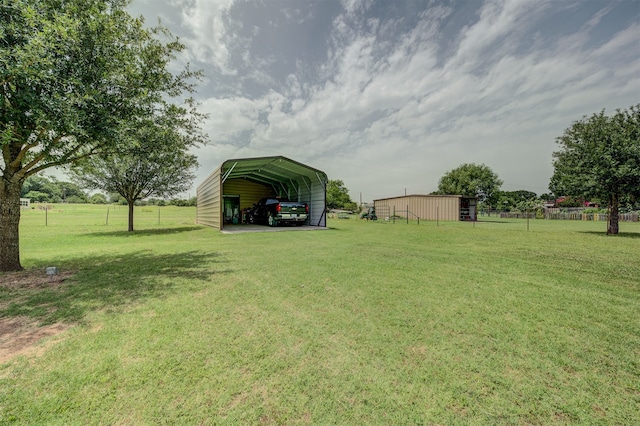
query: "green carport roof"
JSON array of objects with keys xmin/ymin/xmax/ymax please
[{"xmin": 221, "ymin": 156, "xmax": 327, "ymax": 193}]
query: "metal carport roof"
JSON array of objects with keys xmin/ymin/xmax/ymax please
[{"xmin": 220, "ymin": 156, "xmax": 327, "ymax": 196}]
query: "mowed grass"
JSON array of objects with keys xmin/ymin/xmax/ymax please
[{"xmin": 1, "ymin": 204, "xmax": 639, "ymax": 424}]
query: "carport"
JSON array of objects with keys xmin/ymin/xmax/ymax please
[{"xmin": 196, "ymin": 156, "xmax": 327, "ymax": 230}]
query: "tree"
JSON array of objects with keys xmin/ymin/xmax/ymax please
[
  {"xmin": 326, "ymin": 179, "xmax": 357, "ymax": 211},
  {"xmin": 168, "ymin": 197, "xmax": 197, "ymax": 207},
  {"xmin": 434, "ymin": 163, "xmax": 503, "ymax": 212},
  {"xmin": 20, "ymin": 174, "xmax": 88, "ymax": 203},
  {"xmin": 90, "ymin": 193, "xmax": 107, "ymax": 204},
  {"xmin": 1, "ymin": 0, "xmax": 199, "ymax": 270},
  {"xmin": 503, "ymin": 190, "xmax": 538, "ymax": 203},
  {"xmin": 497, "ymin": 190, "xmax": 538, "ymax": 211},
  {"xmin": 21, "ymin": 175, "xmax": 60, "ymax": 201},
  {"xmin": 57, "ymin": 181, "xmax": 88, "ymax": 203},
  {"xmin": 71, "ymin": 108, "xmax": 205, "ymax": 231},
  {"xmin": 24, "ymin": 190, "xmax": 49, "ymax": 203},
  {"xmin": 108, "ymin": 192, "xmax": 126, "ymax": 204},
  {"xmin": 556, "ymin": 196, "xmax": 585, "ymax": 208},
  {"xmin": 550, "ymin": 105, "xmax": 640, "ymax": 234}
]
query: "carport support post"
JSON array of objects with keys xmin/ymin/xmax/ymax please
[
  {"xmin": 393, "ymin": 206, "xmax": 395, "ymax": 224},
  {"xmin": 407, "ymin": 205, "xmax": 409, "ymax": 224}
]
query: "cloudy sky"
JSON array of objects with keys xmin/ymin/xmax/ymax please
[{"xmin": 128, "ymin": 0, "xmax": 639, "ymax": 202}]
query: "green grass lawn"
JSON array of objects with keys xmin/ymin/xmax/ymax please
[{"xmin": 1, "ymin": 204, "xmax": 639, "ymax": 424}]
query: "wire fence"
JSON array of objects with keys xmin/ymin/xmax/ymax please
[
  {"xmin": 545, "ymin": 212, "xmax": 638, "ymax": 222},
  {"xmin": 333, "ymin": 207, "xmax": 639, "ymax": 223},
  {"xmin": 491, "ymin": 209, "xmax": 639, "ymax": 222}
]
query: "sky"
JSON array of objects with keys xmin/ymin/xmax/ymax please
[{"xmin": 127, "ymin": 0, "xmax": 640, "ymax": 202}]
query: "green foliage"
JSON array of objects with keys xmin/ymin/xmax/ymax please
[
  {"xmin": 1, "ymin": 0, "xmax": 202, "ymax": 269},
  {"xmin": 550, "ymin": 105, "xmax": 640, "ymax": 234},
  {"xmin": 57, "ymin": 181, "xmax": 88, "ymax": 202},
  {"xmin": 64, "ymin": 195, "xmax": 84, "ymax": 204},
  {"xmin": 70, "ymin": 102, "xmax": 206, "ymax": 231},
  {"xmin": 71, "ymin": 118, "xmax": 201, "ymax": 205},
  {"xmin": 556, "ymin": 196, "xmax": 584, "ymax": 208},
  {"xmin": 326, "ymin": 179, "xmax": 356, "ymax": 210},
  {"xmin": 90, "ymin": 193, "xmax": 107, "ymax": 204},
  {"xmin": 21, "ymin": 176, "xmax": 61, "ymax": 200},
  {"xmin": 24, "ymin": 190, "xmax": 50, "ymax": 203},
  {"xmin": 497, "ymin": 190, "xmax": 539, "ymax": 211},
  {"xmin": 1, "ymin": 0, "xmax": 197, "ymax": 177},
  {"xmin": 168, "ymin": 197, "xmax": 197, "ymax": 207},
  {"xmin": 435, "ymin": 163, "xmax": 503, "ymax": 207},
  {"xmin": 108, "ymin": 192, "xmax": 125, "ymax": 204},
  {"xmin": 503, "ymin": 190, "xmax": 538, "ymax": 203},
  {"xmin": 21, "ymin": 175, "xmax": 88, "ymax": 203},
  {"xmin": 551, "ymin": 105, "xmax": 640, "ymax": 200}
]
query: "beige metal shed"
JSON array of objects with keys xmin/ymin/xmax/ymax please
[
  {"xmin": 374, "ymin": 194, "xmax": 477, "ymax": 221},
  {"xmin": 196, "ymin": 156, "xmax": 327, "ymax": 230}
]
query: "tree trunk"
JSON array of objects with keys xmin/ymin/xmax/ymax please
[
  {"xmin": 607, "ymin": 193, "xmax": 619, "ymax": 235},
  {"xmin": 0, "ymin": 179, "xmax": 24, "ymax": 271},
  {"xmin": 127, "ymin": 200, "xmax": 135, "ymax": 232}
]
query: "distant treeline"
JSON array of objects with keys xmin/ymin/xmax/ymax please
[{"xmin": 21, "ymin": 175, "xmax": 196, "ymax": 206}]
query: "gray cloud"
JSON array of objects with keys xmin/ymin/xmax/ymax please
[{"xmin": 130, "ymin": 0, "xmax": 640, "ymax": 201}]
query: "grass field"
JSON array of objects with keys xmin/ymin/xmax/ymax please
[{"xmin": 1, "ymin": 204, "xmax": 639, "ymax": 424}]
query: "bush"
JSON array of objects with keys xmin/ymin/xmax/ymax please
[
  {"xmin": 66, "ymin": 195, "xmax": 87, "ymax": 204},
  {"xmin": 90, "ymin": 193, "xmax": 107, "ymax": 204}
]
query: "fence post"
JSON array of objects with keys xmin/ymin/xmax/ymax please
[
  {"xmin": 407, "ymin": 205, "xmax": 409, "ymax": 224},
  {"xmin": 393, "ymin": 206, "xmax": 396, "ymax": 224}
]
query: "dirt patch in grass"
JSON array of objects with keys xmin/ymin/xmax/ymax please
[
  {"xmin": 0, "ymin": 269, "xmax": 75, "ymax": 364},
  {"xmin": 0, "ymin": 317, "xmax": 70, "ymax": 364},
  {"xmin": 0, "ymin": 268, "xmax": 74, "ymax": 290}
]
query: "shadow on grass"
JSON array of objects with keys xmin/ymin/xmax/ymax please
[
  {"xmin": 0, "ymin": 250, "xmax": 231, "ymax": 325},
  {"xmin": 82, "ymin": 226, "xmax": 204, "ymax": 238},
  {"xmin": 578, "ymin": 231, "xmax": 640, "ymax": 239}
]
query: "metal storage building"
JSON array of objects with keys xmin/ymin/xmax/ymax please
[
  {"xmin": 196, "ymin": 156, "xmax": 327, "ymax": 230},
  {"xmin": 374, "ymin": 194, "xmax": 477, "ymax": 221}
]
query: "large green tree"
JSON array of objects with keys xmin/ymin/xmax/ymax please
[
  {"xmin": 326, "ymin": 179, "xmax": 357, "ymax": 211},
  {"xmin": 434, "ymin": 163, "xmax": 503, "ymax": 211},
  {"xmin": 1, "ymin": 0, "xmax": 198, "ymax": 271},
  {"xmin": 70, "ymin": 107, "xmax": 206, "ymax": 232},
  {"xmin": 550, "ymin": 105, "xmax": 640, "ymax": 235}
]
